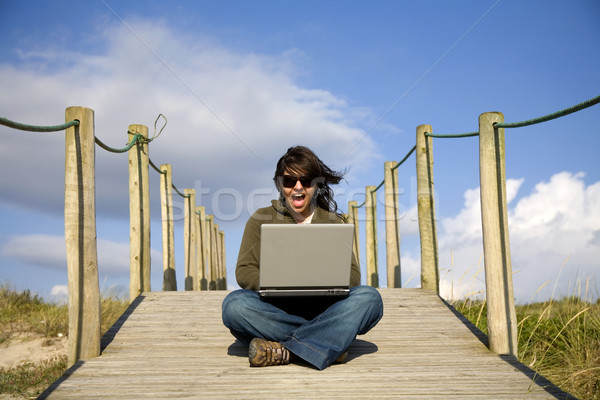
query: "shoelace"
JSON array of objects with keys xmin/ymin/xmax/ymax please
[{"xmin": 264, "ymin": 345, "xmax": 289, "ymax": 365}]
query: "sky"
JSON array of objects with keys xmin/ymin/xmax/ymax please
[{"xmin": 0, "ymin": 0, "xmax": 598, "ymax": 304}]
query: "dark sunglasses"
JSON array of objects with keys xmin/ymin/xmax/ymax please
[{"xmin": 281, "ymin": 175, "xmax": 314, "ymax": 188}]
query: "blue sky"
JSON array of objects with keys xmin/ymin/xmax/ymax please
[{"xmin": 0, "ymin": 0, "xmax": 598, "ymax": 303}]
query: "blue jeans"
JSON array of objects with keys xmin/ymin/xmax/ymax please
[{"xmin": 221, "ymin": 286, "xmax": 383, "ymax": 370}]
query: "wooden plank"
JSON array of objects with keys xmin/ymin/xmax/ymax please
[{"xmin": 39, "ymin": 289, "xmax": 574, "ymax": 399}]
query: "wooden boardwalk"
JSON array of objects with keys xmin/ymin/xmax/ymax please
[{"xmin": 39, "ymin": 289, "xmax": 575, "ymax": 399}]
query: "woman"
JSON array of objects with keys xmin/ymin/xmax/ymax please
[{"xmin": 221, "ymin": 146, "xmax": 383, "ymax": 370}]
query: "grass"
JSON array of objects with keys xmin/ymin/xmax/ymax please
[
  {"xmin": 0, "ymin": 356, "xmax": 68, "ymax": 399},
  {"xmin": 452, "ymin": 294, "xmax": 600, "ymax": 400},
  {"xmin": 0, "ymin": 286, "xmax": 68, "ymax": 343},
  {"xmin": 0, "ymin": 283, "xmax": 129, "ymax": 399}
]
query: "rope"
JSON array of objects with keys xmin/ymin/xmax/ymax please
[
  {"xmin": 148, "ymin": 157, "xmax": 189, "ymax": 199},
  {"xmin": 372, "ymin": 180, "xmax": 384, "ymax": 192},
  {"xmin": 149, "ymin": 158, "xmax": 166, "ymax": 175},
  {"xmin": 423, "ymin": 95, "xmax": 600, "ymax": 136},
  {"xmin": 496, "ymin": 94, "xmax": 600, "ymax": 129},
  {"xmin": 391, "ymin": 145, "xmax": 417, "ymax": 170},
  {"xmin": 94, "ymin": 133, "xmax": 145, "ymax": 153},
  {"xmin": 149, "ymin": 157, "xmax": 189, "ymax": 197},
  {"xmin": 370, "ymin": 144, "xmax": 419, "ymax": 193},
  {"xmin": 172, "ymin": 184, "xmax": 189, "ymax": 198},
  {"xmin": 94, "ymin": 113, "xmax": 165, "ymax": 153},
  {"xmin": 151, "ymin": 114, "xmax": 167, "ymax": 140},
  {"xmin": 0, "ymin": 117, "xmax": 79, "ymax": 132},
  {"xmin": 351, "ymin": 144, "xmax": 417, "ymax": 210},
  {"xmin": 352, "ymin": 95, "xmax": 600, "ymax": 212},
  {"xmin": 425, "ymin": 131, "xmax": 479, "ymax": 138},
  {"xmin": 353, "ymin": 200, "xmax": 366, "ymax": 209}
]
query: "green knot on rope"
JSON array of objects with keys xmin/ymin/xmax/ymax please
[
  {"xmin": 128, "ymin": 131, "xmax": 154, "ymax": 145},
  {"xmin": 94, "ymin": 114, "xmax": 167, "ymax": 153},
  {"xmin": 95, "ymin": 133, "xmax": 148, "ymax": 153}
]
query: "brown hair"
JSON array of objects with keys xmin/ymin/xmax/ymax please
[{"xmin": 273, "ymin": 146, "xmax": 346, "ymax": 215}]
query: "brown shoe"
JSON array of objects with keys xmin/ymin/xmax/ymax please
[
  {"xmin": 248, "ymin": 338, "xmax": 290, "ymax": 367},
  {"xmin": 334, "ymin": 351, "xmax": 348, "ymax": 364}
]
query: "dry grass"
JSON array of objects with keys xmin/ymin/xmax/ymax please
[
  {"xmin": 452, "ymin": 294, "xmax": 600, "ymax": 400},
  {"xmin": 0, "ymin": 284, "xmax": 129, "ymax": 399}
]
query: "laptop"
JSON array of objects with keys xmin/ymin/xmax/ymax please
[{"xmin": 258, "ymin": 224, "xmax": 354, "ymax": 298}]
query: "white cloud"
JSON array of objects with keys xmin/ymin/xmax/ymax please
[
  {"xmin": 1, "ymin": 234, "xmax": 66, "ymax": 269},
  {"xmin": 435, "ymin": 172, "xmax": 600, "ymax": 302},
  {"xmin": 0, "ymin": 233, "xmax": 158, "ymax": 276},
  {"xmin": 48, "ymin": 284, "xmax": 68, "ymax": 304},
  {"xmin": 0, "ymin": 18, "xmax": 379, "ymax": 221},
  {"xmin": 50, "ymin": 284, "xmax": 68, "ymax": 296}
]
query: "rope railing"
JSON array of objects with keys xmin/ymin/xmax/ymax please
[
  {"xmin": 93, "ymin": 118, "xmax": 203, "ymax": 295},
  {"xmin": 353, "ymin": 92, "xmax": 600, "ymax": 229},
  {"xmin": 94, "ymin": 113, "xmax": 164, "ymax": 154},
  {"xmin": 496, "ymin": 94, "xmax": 600, "ymax": 129},
  {"xmin": 149, "ymin": 158, "xmax": 166, "ymax": 174},
  {"xmin": 137, "ymin": 123, "xmax": 223, "ymax": 293},
  {"xmin": 148, "ymin": 157, "xmax": 190, "ymax": 198},
  {"xmin": 348, "ymin": 93, "xmax": 599, "ymax": 355},
  {"xmin": 0, "ymin": 116, "xmax": 79, "ymax": 132},
  {"xmin": 95, "ymin": 133, "xmax": 146, "ymax": 153},
  {"xmin": 423, "ymin": 94, "xmax": 600, "ymax": 138},
  {"xmin": 390, "ymin": 144, "xmax": 417, "ymax": 171},
  {"xmin": 352, "ymin": 144, "xmax": 417, "ymax": 209},
  {"xmin": 171, "ymin": 183, "xmax": 189, "ymax": 198},
  {"xmin": 0, "ymin": 116, "xmax": 153, "ymax": 155},
  {"xmin": 1, "ymin": 108, "xmax": 227, "ymax": 366},
  {"xmin": 425, "ymin": 131, "xmax": 478, "ymax": 138}
]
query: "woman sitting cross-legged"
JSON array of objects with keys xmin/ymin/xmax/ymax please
[{"xmin": 221, "ymin": 145, "xmax": 384, "ymax": 370}]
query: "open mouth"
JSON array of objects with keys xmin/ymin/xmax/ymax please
[{"xmin": 291, "ymin": 193, "xmax": 306, "ymax": 208}]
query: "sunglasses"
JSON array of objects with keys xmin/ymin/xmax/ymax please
[{"xmin": 281, "ymin": 175, "xmax": 315, "ymax": 188}]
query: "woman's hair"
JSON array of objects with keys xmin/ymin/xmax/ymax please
[{"xmin": 273, "ymin": 146, "xmax": 346, "ymax": 215}]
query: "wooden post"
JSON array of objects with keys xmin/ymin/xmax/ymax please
[
  {"xmin": 205, "ymin": 215, "xmax": 213, "ymax": 289},
  {"xmin": 416, "ymin": 124, "xmax": 439, "ymax": 293},
  {"xmin": 196, "ymin": 206, "xmax": 208, "ymax": 290},
  {"xmin": 128, "ymin": 124, "xmax": 151, "ymax": 301},
  {"xmin": 160, "ymin": 164, "xmax": 177, "ymax": 291},
  {"xmin": 220, "ymin": 230, "xmax": 227, "ymax": 289},
  {"xmin": 347, "ymin": 201, "xmax": 361, "ymax": 269},
  {"xmin": 207, "ymin": 215, "xmax": 217, "ymax": 290},
  {"xmin": 384, "ymin": 161, "xmax": 401, "ymax": 288},
  {"xmin": 479, "ymin": 112, "xmax": 518, "ymax": 356},
  {"xmin": 64, "ymin": 106, "xmax": 101, "ymax": 367},
  {"xmin": 365, "ymin": 185, "xmax": 379, "ymax": 287},
  {"xmin": 214, "ymin": 223, "xmax": 224, "ymax": 290},
  {"xmin": 183, "ymin": 189, "xmax": 197, "ymax": 290}
]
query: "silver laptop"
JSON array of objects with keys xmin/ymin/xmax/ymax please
[{"xmin": 258, "ymin": 224, "xmax": 354, "ymax": 297}]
